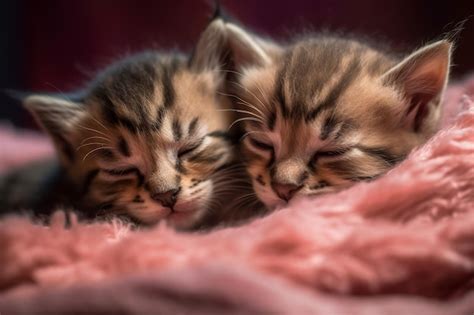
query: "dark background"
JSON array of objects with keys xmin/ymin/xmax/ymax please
[{"xmin": 1, "ymin": 0, "xmax": 473, "ymax": 128}]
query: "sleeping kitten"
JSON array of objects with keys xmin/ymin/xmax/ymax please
[
  {"xmin": 201, "ymin": 17, "xmax": 451, "ymax": 210},
  {"xmin": 0, "ymin": 38, "xmax": 244, "ymax": 229}
]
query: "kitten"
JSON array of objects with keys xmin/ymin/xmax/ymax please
[
  {"xmin": 201, "ymin": 17, "xmax": 451, "ymax": 210},
  {"xmin": 1, "ymin": 38, "xmax": 246, "ymax": 229}
]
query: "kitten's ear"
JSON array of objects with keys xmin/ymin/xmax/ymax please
[
  {"xmin": 190, "ymin": 13, "xmax": 281, "ymax": 72},
  {"xmin": 382, "ymin": 40, "xmax": 452, "ymax": 132},
  {"xmin": 190, "ymin": 18, "xmax": 227, "ymax": 71},
  {"xmin": 225, "ymin": 22, "xmax": 281, "ymax": 69},
  {"xmin": 24, "ymin": 95, "xmax": 86, "ymax": 162}
]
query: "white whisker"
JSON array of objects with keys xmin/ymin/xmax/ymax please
[
  {"xmin": 82, "ymin": 146, "xmax": 113, "ymax": 161},
  {"xmin": 230, "ymin": 80, "xmax": 269, "ymax": 111},
  {"xmin": 228, "ymin": 117, "xmax": 263, "ymax": 131},
  {"xmin": 76, "ymin": 124, "xmax": 109, "ymax": 137},
  {"xmin": 217, "ymin": 108, "xmax": 264, "ymax": 121},
  {"xmin": 240, "ymin": 130, "xmax": 267, "ymax": 142},
  {"xmin": 81, "ymin": 136, "xmax": 111, "ymax": 144},
  {"xmin": 76, "ymin": 142, "xmax": 108, "ymax": 151}
]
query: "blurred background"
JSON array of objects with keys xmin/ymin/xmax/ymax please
[{"xmin": 1, "ymin": 0, "xmax": 473, "ymax": 128}]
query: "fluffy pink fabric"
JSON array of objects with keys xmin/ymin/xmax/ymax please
[
  {"xmin": 1, "ymin": 76, "xmax": 474, "ymax": 313},
  {"xmin": 0, "ymin": 124, "xmax": 53, "ymax": 173}
]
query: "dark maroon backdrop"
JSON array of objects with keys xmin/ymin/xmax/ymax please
[{"xmin": 2, "ymin": 0, "xmax": 474, "ymax": 126}]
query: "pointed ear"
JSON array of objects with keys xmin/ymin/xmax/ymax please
[
  {"xmin": 190, "ymin": 15, "xmax": 281, "ymax": 73},
  {"xmin": 225, "ymin": 22, "xmax": 281, "ymax": 69},
  {"xmin": 24, "ymin": 95, "xmax": 86, "ymax": 162},
  {"xmin": 382, "ymin": 40, "xmax": 452, "ymax": 132},
  {"xmin": 189, "ymin": 18, "xmax": 227, "ymax": 71}
]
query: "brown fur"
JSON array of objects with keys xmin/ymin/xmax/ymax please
[
  {"xmin": 16, "ymin": 50, "xmax": 250, "ymax": 229},
  {"xmin": 202, "ymin": 17, "xmax": 452, "ymax": 210}
]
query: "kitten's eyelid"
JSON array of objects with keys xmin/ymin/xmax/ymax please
[
  {"xmin": 101, "ymin": 167, "xmax": 140, "ymax": 176},
  {"xmin": 177, "ymin": 139, "xmax": 204, "ymax": 157},
  {"xmin": 248, "ymin": 136, "xmax": 273, "ymax": 151},
  {"xmin": 314, "ymin": 147, "xmax": 353, "ymax": 158}
]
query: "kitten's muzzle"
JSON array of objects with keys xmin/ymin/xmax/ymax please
[
  {"xmin": 271, "ymin": 182, "xmax": 302, "ymax": 202},
  {"xmin": 151, "ymin": 187, "xmax": 181, "ymax": 209}
]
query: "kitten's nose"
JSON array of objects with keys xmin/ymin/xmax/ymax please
[
  {"xmin": 271, "ymin": 182, "xmax": 302, "ymax": 202},
  {"xmin": 152, "ymin": 188, "xmax": 181, "ymax": 209}
]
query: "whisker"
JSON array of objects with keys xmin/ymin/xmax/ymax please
[
  {"xmin": 82, "ymin": 146, "xmax": 114, "ymax": 161},
  {"xmin": 217, "ymin": 108, "xmax": 264, "ymax": 121},
  {"xmin": 89, "ymin": 114, "xmax": 111, "ymax": 132},
  {"xmin": 76, "ymin": 124, "xmax": 109, "ymax": 137},
  {"xmin": 240, "ymin": 130, "xmax": 267, "ymax": 142},
  {"xmin": 228, "ymin": 117, "xmax": 263, "ymax": 131},
  {"xmin": 229, "ymin": 80, "xmax": 269, "ymax": 111},
  {"xmin": 81, "ymin": 136, "xmax": 111, "ymax": 144},
  {"xmin": 76, "ymin": 142, "xmax": 108, "ymax": 151},
  {"xmin": 217, "ymin": 91, "xmax": 266, "ymax": 118}
]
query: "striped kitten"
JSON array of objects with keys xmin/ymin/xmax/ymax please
[
  {"xmin": 203, "ymin": 17, "xmax": 451, "ymax": 210},
  {"xmin": 1, "ymin": 41, "xmax": 242, "ymax": 229}
]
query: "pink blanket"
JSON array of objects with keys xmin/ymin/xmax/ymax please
[{"xmin": 1, "ymin": 76, "xmax": 474, "ymax": 314}]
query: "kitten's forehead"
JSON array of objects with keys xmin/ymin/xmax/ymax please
[
  {"xmin": 87, "ymin": 53, "xmax": 226, "ymax": 134},
  {"xmin": 241, "ymin": 38, "xmax": 396, "ymax": 115}
]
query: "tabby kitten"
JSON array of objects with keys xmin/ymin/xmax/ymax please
[
  {"xmin": 1, "ymin": 34, "xmax": 241, "ymax": 229},
  {"xmin": 202, "ymin": 17, "xmax": 451, "ymax": 210}
]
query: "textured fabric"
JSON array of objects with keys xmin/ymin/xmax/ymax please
[{"xmin": 1, "ymin": 76, "xmax": 474, "ymax": 313}]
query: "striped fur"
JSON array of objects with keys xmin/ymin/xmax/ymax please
[
  {"xmin": 19, "ymin": 51, "xmax": 241, "ymax": 229},
  {"xmin": 206, "ymin": 18, "xmax": 452, "ymax": 210}
]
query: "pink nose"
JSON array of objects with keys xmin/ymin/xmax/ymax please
[
  {"xmin": 271, "ymin": 182, "xmax": 302, "ymax": 201},
  {"xmin": 151, "ymin": 188, "xmax": 180, "ymax": 209}
]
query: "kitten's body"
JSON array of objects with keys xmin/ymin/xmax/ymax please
[
  {"xmin": 0, "ymin": 50, "xmax": 260, "ymax": 229},
  {"xmin": 0, "ymin": 160, "xmax": 73, "ymax": 218},
  {"xmin": 202, "ymin": 17, "xmax": 451, "ymax": 210}
]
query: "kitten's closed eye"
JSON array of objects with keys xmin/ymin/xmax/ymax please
[
  {"xmin": 248, "ymin": 137, "xmax": 273, "ymax": 151},
  {"xmin": 102, "ymin": 167, "xmax": 140, "ymax": 176},
  {"xmin": 313, "ymin": 148, "xmax": 351, "ymax": 159},
  {"xmin": 101, "ymin": 167, "xmax": 144, "ymax": 186},
  {"xmin": 178, "ymin": 139, "xmax": 204, "ymax": 158}
]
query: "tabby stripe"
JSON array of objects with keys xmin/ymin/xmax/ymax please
[
  {"xmin": 101, "ymin": 167, "xmax": 144, "ymax": 187},
  {"xmin": 267, "ymin": 110, "xmax": 276, "ymax": 130},
  {"xmin": 82, "ymin": 169, "xmax": 100, "ymax": 195},
  {"xmin": 275, "ymin": 58, "xmax": 290, "ymax": 118},
  {"xmin": 324, "ymin": 160, "xmax": 359, "ymax": 180},
  {"xmin": 172, "ymin": 118, "xmax": 182, "ymax": 141},
  {"xmin": 118, "ymin": 117, "xmax": 139, "ymax": 134},
  {"xmin": 132, "ymin": 195, "xmax": 145, "ymax": 203},
  {"xmin": 152, "ymin": 107, "xmax": 166, "ymax": 131},
  {"xmin": 98, "ymin": 92, "xmax": 140, "ymax": 133},
  {"xmin": 102, "ymin": 167, "xmax": 140, "ymax": 176},
  {"xmin": 97, "ymin": 148, "xmax": 116, "ymax": 161},
  {"xmin": 162, "ymin": 61, "xmax": 177, "ymax": 108},
  {"xmin": 320, "ymin": 115, "xmax": 338, "ymax": 140},
  {"xmin": 256, "ymin": 175, "xmax": 266, "ymax": 186},
  {"xmin": 207, "ymin": 131, "xmax": 232, "ymax": 142},
  {"xmin": 176, "ymin": 159, "xmax": 186, "ymax": 174},
  {"xmin": 306, "ymin": 60, "xmax": 361, "ymax": 122},
  {"xmin": 188, "ymin": 117, "xmax": 199, "ymax": 136},
  {"xmin": 334, "ymin": 121, "xmax": 353, "ymax": 140},
  {"xmin": 117, "ymin": 137, "xmax": 131, "ymax": 157},
  {"xmin": 267, "ymin": 149, "xmax": 276, "ymax": 169},
  {"xmin": 357, "ymin": 146, "xmax": 403, "ymax": 166},
  {"xmin": 188, "ymin": 152, "xmax": 223, "ymax": 164},
  {"xmin": 97, "ymin": 90, "xmax": 120, "ymax": 125}
]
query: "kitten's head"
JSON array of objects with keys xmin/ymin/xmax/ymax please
[
  {"xmin": 209, "ymin": 19, "xmax": 451, "ymax": 209},
  {"xmin": 24, "ymin": 47, "xmax": 235, "ymax": 229}
]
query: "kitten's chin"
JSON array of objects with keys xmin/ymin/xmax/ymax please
[{"xmin": 167, "ymin": 208, "xmax": 206, "ymax": 230}]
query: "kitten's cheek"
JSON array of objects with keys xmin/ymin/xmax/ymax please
[{"xmin": 253, "ymin": 184, "xmax": 283, "ymax": 209}]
